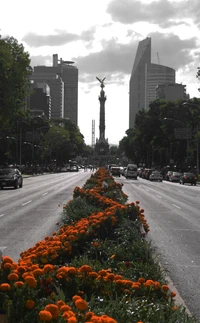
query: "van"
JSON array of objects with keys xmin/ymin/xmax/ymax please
[{"xmin": 125, "ymin": 164, "xmax": 138, "ymax": 179}]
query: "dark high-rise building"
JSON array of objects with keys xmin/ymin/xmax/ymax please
[
  {"xmin": 30, "ymin": 54, "xmax": 78, "ymax": 125},
  {"xmin": 129, "ymin": 38, "xmax": 175, "ymax": 128},
  {"xmin": 29, "ymin": 82, "xmax": 51, "ymax": 119},
  {"xmin": 53, "ymin": 54, "xmax": 78, "ymax": 125}
]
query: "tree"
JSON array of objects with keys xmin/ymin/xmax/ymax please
[{"xmin": 0, "ymin": 36, "xmax": 32, "ymax": 132}]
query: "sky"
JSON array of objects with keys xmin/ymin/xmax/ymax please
[{"xmin": 1, "ymin": 0, "xmax": 200, "ymax": 145}]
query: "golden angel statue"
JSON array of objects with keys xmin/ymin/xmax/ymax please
[{"xmin": 96, "ymin": 77, "xmax": 106, "ymax": 89}]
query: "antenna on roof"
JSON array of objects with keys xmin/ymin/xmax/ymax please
[{"xmin": 157, "ymin": 52, "xmax": 160, "ymax": 65}]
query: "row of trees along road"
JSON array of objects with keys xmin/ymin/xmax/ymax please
[
  {"xmin": 119, "ymin": 97, "xmax": 200, "ymax": 172},
  {"xmin": 0, "ymin": 35, "xmax": 91, "ymax": 166}
]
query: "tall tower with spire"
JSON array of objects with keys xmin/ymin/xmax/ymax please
[{"xmin": 95, "ymin": 77, "xmax": 109, "ymax": 156}]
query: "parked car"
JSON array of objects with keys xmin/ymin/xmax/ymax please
[
  {"xmin": 165, "ymin": 170, "xmax": 173, "ymax": 181},
  {"xmin": 110, "ymin": 166, "xmax": 121, "ymax": 177},
  {"xmin": 179, "ymin": 172, "xmax": 197, "ymax": 185},
  {"xmin": 121, "ymin": 167, "xmax": 127, "ymax": 176},
  {"xmin": 0, "ymin": 167, "xmax": 23, "ymax": 189},
  {"xmin": 149, "ymin": 170, "xmax": 163, "ymax": 182},
  {"xmin": 169, "ymin": 172, "xmax": 182, "ymax": 182}
]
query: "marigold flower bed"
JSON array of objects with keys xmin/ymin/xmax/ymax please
[{"xmin": 0, "ymin": 167, "xmax": 198, "ymax": 323}]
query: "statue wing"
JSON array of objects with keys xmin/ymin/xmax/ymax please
[{"xmin": 96, "ymin": 77, "xmax": 102, "ymax": 83}]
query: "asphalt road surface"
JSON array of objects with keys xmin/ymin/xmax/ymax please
[
  {"xmin": 119, "ymin": 175, "xmax": 200, "ymax": 320},
  {"xmin": 0, "ymin": 170, "xmax": 91, "ymax": 262}
]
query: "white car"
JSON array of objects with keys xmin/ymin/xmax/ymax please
[{"xmin": 149, "ymin": 171, "xmax": 163, "ymax": 182}]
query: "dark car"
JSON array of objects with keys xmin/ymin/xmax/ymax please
[
  {"xmin": 0, "ymin": 168, "xmax": 23, "ymax": 189},
  {"xmin": 179, "ymin": 172, "xmax": 197, "ymax": 185},
  {"xmin": 169, "ymin": 172, "xmax": 182, "ymax": 182},
  {"xmin": 110, "ymin": 166, "xmax": 121, "ymax": 177}
]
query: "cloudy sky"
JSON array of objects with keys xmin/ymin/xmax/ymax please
[{"xmin": 1, "ymin": 0, "xmax": 200, "ymax": 145}]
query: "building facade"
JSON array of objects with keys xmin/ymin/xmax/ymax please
[
  {"xmin": 156, "ymin": 83, "xmax": 189, "ymax": 101},
  {"xmin": 29, "ymin": 82, "xmax": 51, "ymax": 119},
  {"xmin": 30, "ymin": 54, "xmax": 78, "ymax": 125},
  {"xmin": 53, "ymin": 54, "xmax": 78, "ymax": 125},
  {"xmin": 129, "ymin": 38, "xmax": 175, "ymax": 128}
]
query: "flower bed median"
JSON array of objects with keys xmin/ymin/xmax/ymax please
[{"xmin": 0, "ymin": 167, "xmax": 199, "ymax": 322}]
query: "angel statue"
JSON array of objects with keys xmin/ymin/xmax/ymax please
[{"xmin": 96, "ymin": 77, "xmax": 106, "ymax": 89}]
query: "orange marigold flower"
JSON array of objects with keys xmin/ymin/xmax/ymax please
[
  {"xmin": 172, "ymin": 305, "xmax": 178, "ymax": 310},
  {"xmin": 38, "ymin": 310, "xmax": 52, "ymax": 321},
  {"xmin": 0, "ymin": 283, "xmax": 11, "ymax": 291},
  {"xmin": 138, "ymin": 278, "xmax": 145, "ymax": 284},
  {"xmin": 162, "ymin": 284, "xmax": 169, "ymax": 291},
  {"xmin": 24, "ymin": 276, "xmax": 37, "ymax": 288},
  {"xmin": 56, "ymin": 300, "xmax": 65, "ymax": 309},
  {"xmin": 74, "ymin": 298, "xmax": 88, "ymax": 311},
  {"xmin": 2, "ymin": 256, "xmax": 13, "ymax": 264},
  {"xmin": 79, "ymin": 265, "xmax": 92, "ymax": 273},
  {"xmin": 3, "ymin": 263, "xmax": 12, "ymax": 270},
  {"xmin": 68, "ymin": 317, "xmax": 77, "ymax": 323},
  {"xmin": 45, "ymin": 304, "xmax": 60, "ymax": 319},
  {"xmin": 43, "ymin": 264, "xmax": 54, "ymax": 273},
  {"xmin": 14, "ymin": 281, "xmax": 24, "ymax": 288},
  {"xmin": 25, "ymin": 299, "xmax": 35, "ymax": 310},
  {"xmin": 7, "ymin": 273, "xmax": 19, "ymax": 281},
  {"xmin": 60, "ymin": 304, "xmax": 72, "ymax": 312},
  {"xmin": 154, "ymin": 281, "xmax": 161, "ymax": 290},
  {"xmin": 33, "ymin": 269, "xmax": 43, "ymax": 276},
  {"xmin": 72, "ymin": 295, "xmax": 81, "ymax": 302},
  {"xmin": 171, "ymin": 291, "xmax": 176, "ymax": 298},
  {"xmin": 86, "ymin": 311, "xmax": 94, "ymax": 320}
]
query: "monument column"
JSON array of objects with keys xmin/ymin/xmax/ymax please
[{"xmin": 99, "ymin": 88, "xmax": 107, "ymax": 140}]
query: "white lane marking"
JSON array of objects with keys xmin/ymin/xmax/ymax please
[
  {"xmin": 172, "ymin": 204, "xmax": 181, "ymax": 209},
  {"xmin": 42, "ymin": 192, "xmax": 48, "ymax": 196},
  {"xmin": 22, "ymin": 200, "xmax": 32, "ymax": 206},
  {"xmin": 0, "ymin": 214, "xmax": 5, "ymax": 217},
  {"xmin": 156, "ymin": 195, "xmax": 162, "ymax": 198}
]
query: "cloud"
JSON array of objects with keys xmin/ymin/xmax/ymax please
[
  {"xmin": 29, "ymin": 31, "xmax": 199, "ymax": 96},
  {"xmin": 72, "ymin": 32, "xmax": 198, "ymax": 80},
  {"xmin": 107, "ymin": 0, "xmax": 200, "ymax": 28},
  {"xmin": 30, "ymin": 55, "xmax": 52, "ymax": 67},
  {"xmin": 22, "ymin": 30, "xmax": 79, "ymax": 47},
  {"xmin": 22, "ymin": 27, "xmax": 97, "ymax": 48}
]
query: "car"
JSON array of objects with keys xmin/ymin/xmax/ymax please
[
  {"xmin": 110, "ymin": 166, "xmax": 121, "ymax": 177},
  {"xmin": 0, "ymin": 167, "xmax": 23, "ymax": 189},
  {"xmin": 70, "ymin": 165, "xmax": 79, "ymax": 172},
  {"xmin": 169, "ymin": 172, "xmax": 182, "ymax": 182},
  {"xmin": 149, "ymin": 170, "xmax": 163, "ymax": 182},
  {"xmin": 179, "ymin": 172, "xmax": 197, "ymax": 185},
  {"xmin": 125, "ymin": 164, "xmax": 138, "ymax": 179},
  {"xmin": 165, "ymin": 170, "xmax": 173, "ymax": 181}
]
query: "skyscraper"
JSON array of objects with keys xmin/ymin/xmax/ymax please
[
  {"xmin": 53, "ymin": 54, "xmax": 78, "ymax": 125},
  {"xmin": 30, "ymin": 54, "xmax": 78, "ymax": 125},
  {"xmin": 129, "ymin": 38, "xmax": 175, "ymax": 128}
]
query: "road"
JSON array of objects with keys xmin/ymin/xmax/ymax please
[
  {"xmin": 1, "ymin": 171, "xmax": 200, "ymax": 319},
  {"xmin": 0, "ymin": 170, "xmax": 91, "ymax": 262},
  {"xmin": 119, "ymin": 176, "xmax": 200, "ymax": 319}
]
